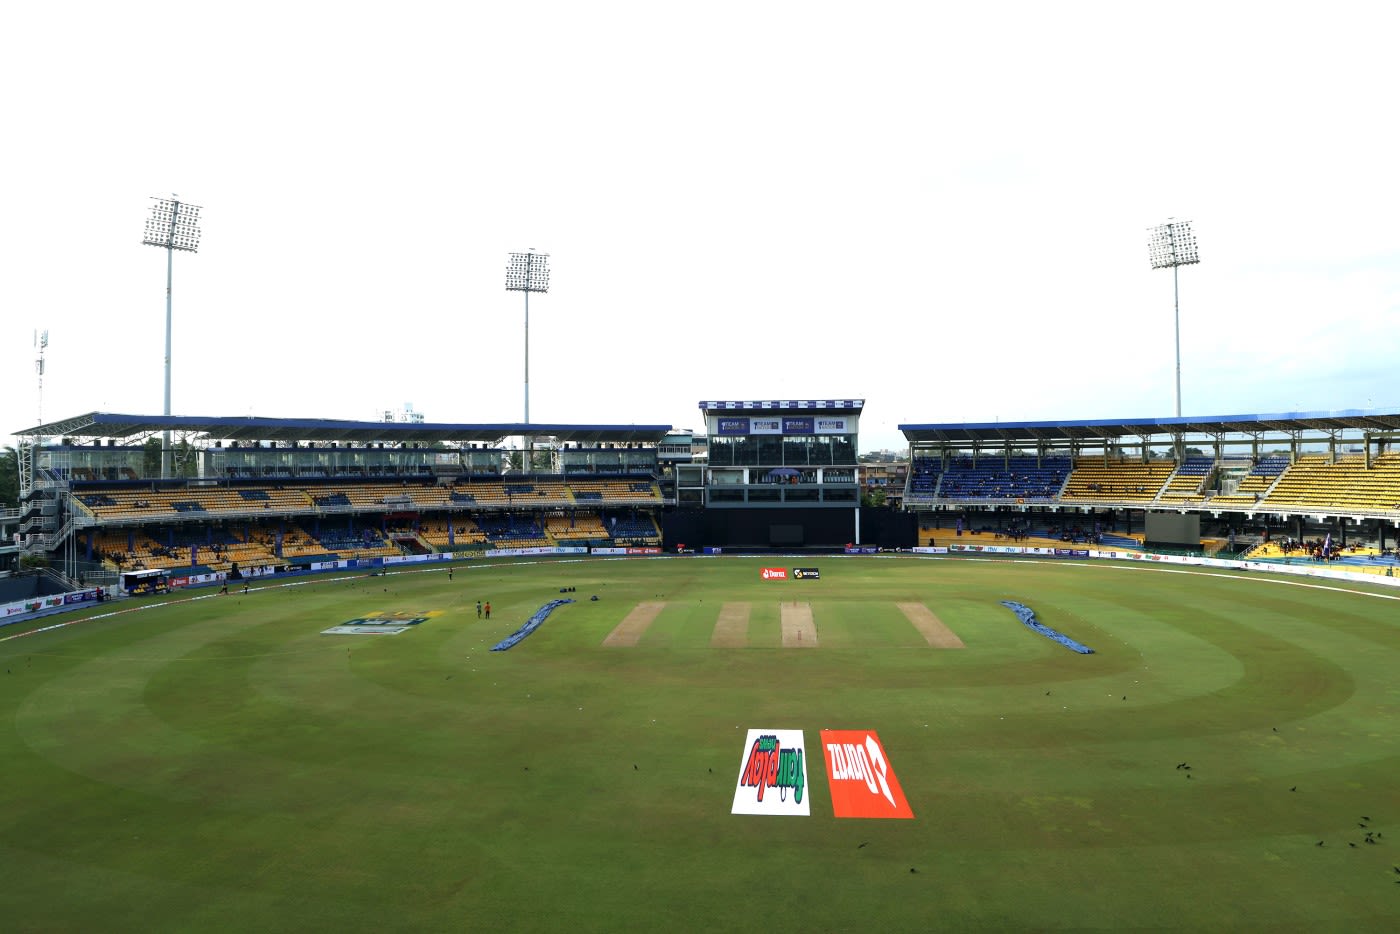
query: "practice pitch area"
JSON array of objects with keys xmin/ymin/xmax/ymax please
[{"xmin": 2, "ymin": 553, "xmax": 1399, "ymax": 931}]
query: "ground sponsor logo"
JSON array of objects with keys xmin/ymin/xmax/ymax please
[
  {"xmin": 322, "ymin": 611, "xmax": 434, "ymax": 636},
  {"xmin": 760, "ymin": 567, "xmax": 788, "ymax": 580},
  {"xmin": 731, "ymin": 729, "xmax": 810, "ymax": 815},
  {"xmin": 820, "ymin": 730, "xmax": 914, "ymax": 819},
  {"xmin": 791, "ymin": 567, "xmax": 821, "ymax": 579}
]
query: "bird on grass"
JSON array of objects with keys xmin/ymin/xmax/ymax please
[
  {"xmin": 633, "ymin": 764, "xmax": 638, "ymax": 771},
  {"xmin": 858, "ymin": 842, "xmax": 868, "ymax": 849},
  {"xmin": 909, "ymin": 867, "xmax": 918, "ymax": 874},
  {"xmin": 1273, "ymin": 727, "xmax": 1279, "ymax": 732},
  {"xmin": 1290, "ymin": 786, "xmax": 1298, "ymax": 792},
  {"xmin": 1362, "ymin": 816, "xmax": 1372, "ymax": 821},
  {"xmin": 1349, "ymin": 843, "xmax": 1358, "ymax": 848},
  {"xmin": 1315, "ymin": 841, "xmax": 1324, "ymax": 847}
]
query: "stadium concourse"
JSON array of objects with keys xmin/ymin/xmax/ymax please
[{"xmin": 6, "ymin": 406, "xmax": 1400, "ymax": 602}]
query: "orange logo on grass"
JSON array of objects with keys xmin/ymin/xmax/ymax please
[{"xmin": 820, "ymin": 730, "xmax": 914, "ymax": 819}]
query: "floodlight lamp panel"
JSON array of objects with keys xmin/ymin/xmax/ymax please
[
  {"xmin": 1147, "ymin": 220, "xmax": 1200, "ymax": 268},
  {"xmin": 144, "ymin": 196, "xmax": 203, "ymax": 251},
  {"xmin": 505, "ymin": 251, "xmax": 551, "ymax": 292}
]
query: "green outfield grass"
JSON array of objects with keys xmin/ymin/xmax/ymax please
[{"xmin": 2, "ymin": 555, "xmax": 1399, "ymax": 932}]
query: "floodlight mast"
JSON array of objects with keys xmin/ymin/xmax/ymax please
[
  {"xmin": 1148, "ymin": 219, "xmax": 1199, "ymax": 418},
  {"xmin": 505, "ymin": 251, "xmax": 549, "ymax": 467},
  {"xmin": 143, "ymin": 196, "xmax": 202, "ymax": 479},
  {"xmin": 34, "ymin": 330, "xmax": 48, "ymax": 429}
]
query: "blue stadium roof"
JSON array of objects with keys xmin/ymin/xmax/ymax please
[
  {"xmin": 700, "ymin": 399, "xmax": 864, "ymax": 413},
  {"xmin": 900, "ymin": 409, "xmax": 1400, "ymax": 445},
  {"xmin": 16, "ymin": 412, "xmax": 672, "ymax": 446}
]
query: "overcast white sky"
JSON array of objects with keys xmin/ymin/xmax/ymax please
[{"xmin": 4, "ymin": 1, "xmax": 1398, "ymax": 454}]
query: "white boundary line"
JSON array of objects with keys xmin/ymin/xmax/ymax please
[{"xmin": 935, "ymin": 554, "xmax": 1400, "ymax": 602}]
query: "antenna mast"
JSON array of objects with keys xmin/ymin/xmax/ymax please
[{"xmin": 35, "ymin": 329, "xmax": 49, "ymax": 428}]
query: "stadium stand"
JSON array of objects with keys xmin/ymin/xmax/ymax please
[
  {"xmin": 1155, "ymin": 456, "xmax": 1214, "ymax": 505},
  {"xmin": 1208, "ymin": 455, "xmax": 1290, "ymax": 509},
  {"xmin": 418, "ymin": 519, "xmax": 488, "ymax": 550},
  {"xmin": 1260, "ymin": 452, "xmax": 1400, "ymax": 513},
  {"xmin": 905, "ymin": 457, "xmax": 942, "ymax": 503},
  {"xmin": 472, "ymin": 514, "xmax": 549, "ymax": 550},
  {"xmin": 18, "ymin": 410, "xmax": 1400, "ymax": 590},
  {"xmin": 604, "ymin": 514, "xmax": 661, "ymax": 542},
  {"xmin": 935, "ymin": 456, "xmax": 1070, "ymax": 502},
  {"xmin": 568, "ymin": 479, "xmax": 662, "ymax": 505},
  {"xmin": 545, "ymin": 513, "xmax": 609, "ymax": 542},
  {"xmin": 1060, "ymin": 458, "xmax": 1175, "ymax": 503}
]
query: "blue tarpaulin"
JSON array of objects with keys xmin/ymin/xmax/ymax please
[
  {"xmin": 1000, "ymin": 600, "xmax": 1095, "ymax": 654},
  {"xmin": 490, "ymin": 599, "xmax": 574, "ymax": 651}
]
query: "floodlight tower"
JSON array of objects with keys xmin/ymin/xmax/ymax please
[
  {"xmin": 34, "ymin": 329, "xmax": 48, "ymax": 428},
  {"xmin": 505, "ymin": 251, "xmax": 550, "ymax": 425},
  {"xmin": 143, "ymin": 195, "xmax": 202, "ymax": 478},
  {"xmin": 1148, "ymin": 218, "xmax": 1199, "ymax": 418}
]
